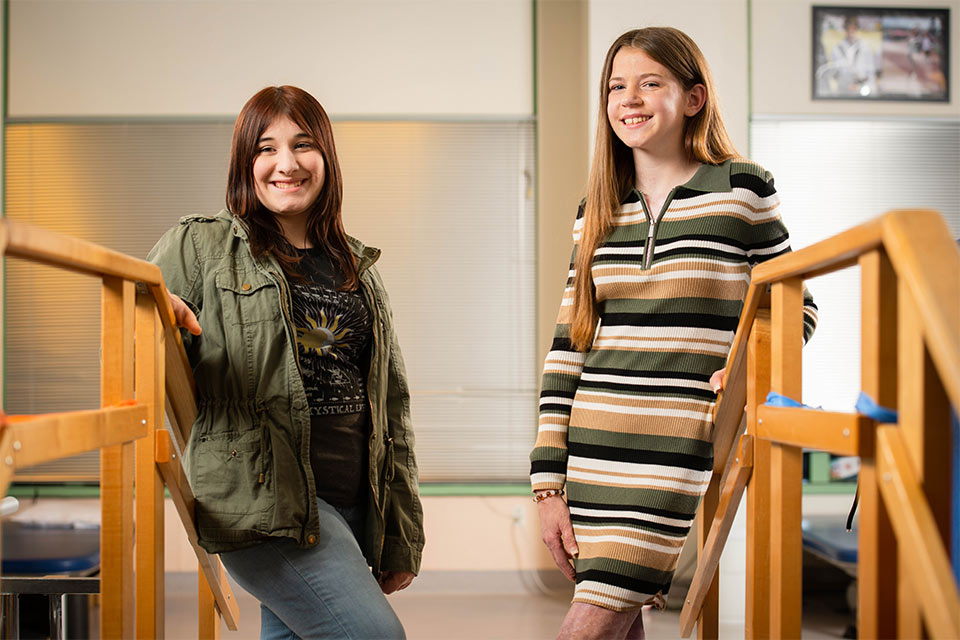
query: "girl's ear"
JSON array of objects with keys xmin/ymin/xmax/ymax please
[{"xmin": 685, "ymin": 84, "xmax": 707, "ymax": 117}]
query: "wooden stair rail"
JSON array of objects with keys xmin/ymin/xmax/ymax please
[
  {"xmin": 0, "ymin": 219, "xmax": 238, "ymax": 636},
  {"xmin": 681, "ymin": 209, "xmax": 959, "ymax": 638}
]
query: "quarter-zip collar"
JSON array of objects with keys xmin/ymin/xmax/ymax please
[{"xmin": 621, "ymin": 159, "xmax": 734, "ymax": 205}]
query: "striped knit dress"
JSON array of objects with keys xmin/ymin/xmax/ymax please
[{"xmin": 530, "ymin": 159, "xmax": 817, "ymax": 612}]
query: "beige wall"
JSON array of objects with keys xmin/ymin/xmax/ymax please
[
  {"xmin": 8, "ymin": 0, "xmax": 533, "ymax": 118},
  {"xmin": 753, "ymin": 0, "xmax": 959, "ymax": 116}
]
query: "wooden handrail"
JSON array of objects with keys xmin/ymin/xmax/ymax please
[
  {"xmin": 686, "ymin": 209, "xmax": 960, "ymax": 638},
  {"xmin": 2, "ymin": 219, "xmax": 198, "ymax": 448},
  {"xmin": 1, "ymin": 219, "xmax": 236, "ymax": 636}
]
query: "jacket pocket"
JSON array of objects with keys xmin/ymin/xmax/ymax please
[
  {"xmin": 214, "ymin": 268, "xmax": 278, "ymax": 326},
  {"xmin": 194, "ymin": 429, "xmax": 271, "ymax": 516}
]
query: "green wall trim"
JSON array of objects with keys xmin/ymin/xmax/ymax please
[
  {"xmin": 9, "ymin": 483, "xmax": 535, "ymax": 499},
  {"xmin": 802, "ymin": 482, "xmax": 857, "ymax": 495}
]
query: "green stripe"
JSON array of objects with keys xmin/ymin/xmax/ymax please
[{"xmin": 567, "ymin": 428, "xmax": 713, "ymax": 457}]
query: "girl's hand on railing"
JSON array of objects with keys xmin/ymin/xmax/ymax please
[
  {"xmin": 537, "ymin": 495, "xmax": 579, "ymax": 581},
  {"xmin": 167, "ymin": 292, "xmax": 202, "ymax": 336},
  {"xmin": 710, "ymin": 368, "xmax": 725, "ymax": 393}
]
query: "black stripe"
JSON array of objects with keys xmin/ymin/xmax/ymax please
[
  {"xmin": 570, "ymin": 514, "xmax": 691, "ymax": 536},
  {"xmin": 653, "ymin": 247, "xmax": 748, "ymax": 262},
  {"xmin": 748, "ymin": 233, "xmax": 789, "ymax": 250},
  {"xmin": 730, "ymin": 172, "xmax": 775, "ymax": 197},
  {"xmin": 567, "ymin": 442, "xmax": 713, "ymax": 471},
  {"xmin": 567, "ymin": 499, "xmax": 693, "ymax": 521},
  {"xmin": 602, "ymin": 312, "xmax": 739, "ymax": 331},
  {"xmin": 540, "ymin": 389, "xmax": 576, "ymax": 400},
  {"xmin": 530, "ymin": 460, "xmax": 567, "ymax": 475},
  {"xmin": 577, "ymin": 379, "xmax": 716, "ymax": 400},
  {"xmin": 539, "ymin": 403, "xmax": 573, "ymax": 413},
  {"xmin": 576, "ymin": 569, "xmax": 671, "ymax": 596}
]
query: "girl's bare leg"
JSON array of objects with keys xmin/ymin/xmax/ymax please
[{"xmin": 557, "ymin": 603, "xmax": 643, "ymax": 640}]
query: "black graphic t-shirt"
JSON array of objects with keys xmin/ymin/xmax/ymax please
[{"xmin": 290, "ymin": 247, "xmax": 371, "ymax": 507}]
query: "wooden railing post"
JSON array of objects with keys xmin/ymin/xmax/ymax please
[
  {"xmin": 745, "ymin": 310, "xmax": 771, "ymax": 639},
  {"xmin": 897, "ymin": 281, "xmax": 954, "ymax": 638},
  {"xmin": 768, "ymin": 278, "xmax": 803, "ymax": 639},
  {"xmin": 697, "ymin": 482, "xmax": 719, "ymax": 640},
  {"xmin": 199, "ymin": 567, "xmax": 222, "ymax": 640},
  {"xmin": 100, "ymin": 277, "xmax": 136, "ymax": 639},
  {"xmin": 135, "ymin": 290, "xmax": 166, "ymax": 638},
  {"xmin": 858, "ymin": 249, "xmax": 898, "ymax": 638}
]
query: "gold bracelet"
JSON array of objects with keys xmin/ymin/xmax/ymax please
[{"xmin": 532, "ymin": 489, "xmax": 564, "ymax": 503}]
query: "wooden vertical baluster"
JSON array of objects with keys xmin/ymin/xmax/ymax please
[
  {"xmin": 100, "ymin": 278, "xmax": 136, "ymax": 639},
  {"xmin": 199, "ymin": 568, "xmax": 222, "ymax": 640},
  {"xmin": 745, "ymin": 310, "xmax": 771, "ymax": 639},
  {"xmin": 858, "ymin": 250, "xmax": 898, "ymax": 638},
  {"xmin": 135, "ymin": 292, "xmax": 165, "ymax": 638},
  {"xmin": 898, "ymin": 281, "xmax": 953, "ymax": 638},
  {"xmin": 697, "ymin": 481, "xmax": 719, "ymax": 640},
  {"xmin": 769, "ymin": 279, "xmax": 803, "ymax": 639}
]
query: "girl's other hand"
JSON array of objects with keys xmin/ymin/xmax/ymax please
[
  {"xmin": 710, "ymin": 368, "xmax": 725, "ymax": 393},
  {"xmin": 378, "ymin": 570, "xmax": 415, "ymax": 594},
  {"xmin": 167, "ymin": 292, "xmax": 202, "ymax": 336},
  {"xmin": 537, "ymin": 495, "xmax": 579, "ymax": 581}
]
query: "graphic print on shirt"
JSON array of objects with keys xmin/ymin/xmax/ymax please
[{"xmin": 290, "ymin": 277, "xmax": 370, "ymax": 416}]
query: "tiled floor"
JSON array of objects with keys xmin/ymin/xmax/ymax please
[{"xmin": 158, "ymin": 571, "xmax": 852, "ymax": 640}]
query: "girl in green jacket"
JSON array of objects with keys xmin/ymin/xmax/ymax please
[{"xmin": 150, "ymin": 85, "xmax": 423, "ymax": 640}]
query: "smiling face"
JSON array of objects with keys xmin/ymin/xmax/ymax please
[
  {"xmin": 252, "ymin": 116, "xmax": 325, "ymax": 222},
  {"xmin": 606, "ymin": 47, "xmax": 704, "ymax": 156}
]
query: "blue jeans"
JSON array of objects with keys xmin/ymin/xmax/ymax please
[{"xmin": 220, "ymin": 499, "xmax": 406, "ymax": 640}]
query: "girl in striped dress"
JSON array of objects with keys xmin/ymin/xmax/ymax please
[{"xmin": 530, "ymin": 27, "xmax": 817, "ymax": 640}]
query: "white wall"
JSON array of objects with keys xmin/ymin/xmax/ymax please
[
  {"xmin": 587, "ymin": 0, "xmax": 750, "ymax": 155},
  {"xmin": 753, "ymin": 0, "xmax": 959, "ymax": 116},
  {"xmin": 8, "ymin": 0, "xmax": 533, "ymax": 118}
]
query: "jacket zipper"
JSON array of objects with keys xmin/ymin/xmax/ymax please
[
  {"xmin": 270, "ymin": 270, "xmax": 304, "ymax": 379},
  {"xmin": 638, "ymin": 189, "xmax": 679, "ymax": 270}
]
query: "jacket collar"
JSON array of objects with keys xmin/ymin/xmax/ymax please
[
  {"xmin": 223, "ymin": 209, "xmax": 381, "ymax": 273},
  {"xmin": 621, "ymin": 159, "xmax": 733, "ymax": 203}
]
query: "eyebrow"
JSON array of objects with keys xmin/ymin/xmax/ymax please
[
  {"xmin": 257, "ymin": 132, "xmax": 312, "ymax": 143},
  {"xmin": 609, "ymin": 72, "xmax": 663, "ymax": 83}
]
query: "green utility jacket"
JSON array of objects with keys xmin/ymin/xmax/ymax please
[{"xmin": 148, "ymin": 210, "xmax": 424, "ymax": 576}]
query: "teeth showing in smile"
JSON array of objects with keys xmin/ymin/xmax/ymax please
[
  {"xmin": 273, "ymin": 180, "xmax": 304, "ymax": 190},
  {"xmin": 623, "ymin": 116, "xmax": 651, "ymax": 125}
]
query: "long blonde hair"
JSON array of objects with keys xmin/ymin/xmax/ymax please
[{"xmin": 569, "ymin": 27, "xmax": 739, "ymax": 351}]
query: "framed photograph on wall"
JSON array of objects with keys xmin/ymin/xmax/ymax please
[{"xmin": 812, "ymin": 6, "xmax": 950, "ymax": 101}]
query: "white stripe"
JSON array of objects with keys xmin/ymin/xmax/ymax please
[
  {"xmin": 543, "ymin": 363, "xmax": 584, "ymax": 375},
  {"xmin": 656, "ymin": 238, "xmax": 748, "ymax": 254},
  {"xmin": 596, "ymin": 325, "xmax": 733, "ymax": 343},
  {"xmin": 539, "ymin": 396, "xmax": 574, "ymax": 407},
  {"xmin": 546, "ymin": 350, "xmax": 586, "ymax": 363},
  {"xmin": 573, "ymin": 395, "xmax": 713, "ymax": 420},
  {"xmin": 590, "ymin": 338, "xmax": 730, "ymax": 355},
  {"xmin": 575, "ymin": 580, "xmax": 650, "ymax": 605},
  {"xmin": 568, "ymin": 456, "xmax": 712, "ymax": 482},
  {"xmin": 536, "ymin": 423, "xmax": 568, "ymax": 432},
  {"xmin": 572, "ymin": 522, "xmax": 686, "ymax": 541},
  {"xmin": 593, "ymin": 270, "xmax": 750, "ymax": 285},
  {"xmin": 569, "ymin": 506, "xmax": 693, "ymax": 528},
  {"xmin": 747, "ymin": 238, "xmax": 791, "ymax": 257},
  {"xmin": 568, "ymin": 468, "xmax": 710, "ymax": 491},
  {"xmin": 530, "ymin": 472, "xmax": 565, "ymax": 486},
  {"xmin": 580, "ymin": 371, "xmax": 712, "ymax": 389}
]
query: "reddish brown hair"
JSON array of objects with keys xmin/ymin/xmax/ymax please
[{"xmin": 227, "ymin": 85, "xmax": 357, "ymax": 290}]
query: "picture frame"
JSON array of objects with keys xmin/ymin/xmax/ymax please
[{"xmin": 812, "ymin": 6, "xmax": 950, "ymax": 101}]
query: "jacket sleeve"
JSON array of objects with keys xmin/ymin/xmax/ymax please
[
  {"xmin": 529, "ymin": 204, "xmax": 588, "ymax": 492},
  {"xmin": 146, "ymin": 221, "xmax": 205, "ymax": 351},
  {"xmin": 746, "ymin": 172, "xmax": 819, "ymax": 344},
  {"xmin": 380, "ymin": 316, "xmax": 425, "ymax": 575}
]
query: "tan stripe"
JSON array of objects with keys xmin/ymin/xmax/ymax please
[
  {"xmin": 594, "ymin": 278, "xmax": 748, "ymax": 301},
  {"xmin": 573, "ymin": 526, "xmax": 687, "ymax": 548},
  {"xmin": 569, "ymin": 410, "xmax": 713, "ymax": 440},
  {"xmin": 568, "ymin": 466, "xmax": 706, "ymax": 487},
  {"xmin": 533, "ymin": 431, "xmax": 568, "ymax": 449},
  {"xmin": 571, "ymin": 396, "xmax": 713, "ymax": 413},
  {"xmin": 576, "ymin": 588, "xmax": 646, "ymax": 607},
  {"xmin": 593, "ymin": 333, "xmax": 730, "ymax": 346},
  {"xmin": 576, "ymin": 543, "xmax": 677, "ymax": 570},
  {"xmin": 668, "ymin": 198, "xmax": 778, "ymax": 215}
]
